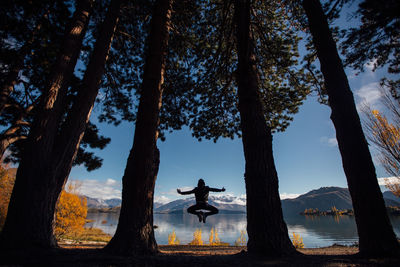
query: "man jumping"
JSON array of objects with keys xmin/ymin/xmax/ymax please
[{"xmin": 177, "ymin": 178, "xmax": 225, "ymax": 223}]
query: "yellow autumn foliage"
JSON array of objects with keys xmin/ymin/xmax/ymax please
[
  {"xmin": 188, "ymin": 228, "xmax": 204, "ymax": 245},
  {"xmin": 234, "ymin": 230, "xmax": 247, "ymax": 246},
  {"xmin": 168, "ymin": 229, "xmax": 180, "ymax": 245},
  {"xmin": 291, "ymin": 232, "xmax": 304, "ymax": 249},
  {"xmin": 53, "ymin": 182, "xmax": 87, "ymax": 239},
  {"xmin": 368, "ymin": 109, "xmax": 400, "ymax": 197},
  {"xmin": 372, "ymin": 110, "xmax": 400, "ymax": 146},
  {"xmin": 0, "ymin": 164, "xmax": 15, "ymax": 229},
  {"xmin": 208, "ymin": 227, "xmax": 229, "ymax": 246}
]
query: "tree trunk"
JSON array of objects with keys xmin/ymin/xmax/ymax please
[
  {"xmin": 105, "ymin": 0, "xmax": 172, "ymax": 256},
  {"xmin": 51, "ymin": 0, "xmax": 121, "ymax": 195},
  {"xmin": 0, "ymin": 0, "xmax": 94, "ymax": 249},
  {"xmin": 233, "ymin": 0, "xmax": 297, "ymax": 256},
  {"xmin": 28, "ymin": 0, "xmax": 94, "ymax": 151},
  {"xmin": 302, "ymin": 0, "xmax": 400, "ymax": 257}
]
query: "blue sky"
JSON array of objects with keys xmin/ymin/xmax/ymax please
[{"xmin": 69, "ymin": 2, "xmax": 397, "ymax": 203}]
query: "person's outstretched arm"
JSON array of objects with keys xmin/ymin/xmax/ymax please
[
  {"xmin": 177, "ymin": 188, "xmax": 195, "ymax": 195},
  {"xmin": 209, "ymin": 187, "xmax": 226, "ymax": 192}
]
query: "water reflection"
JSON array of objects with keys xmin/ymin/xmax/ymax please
[
  {"xmin": 154, "ymin": 214, "xmax": 247, "ymax": 245},
  {"xmin": 85, "ymin": 213, "xmax": 400, "ymax": 247},
  {"xmin": 285, "ymin": 214, "xmax": 359, "ymax": 247}
]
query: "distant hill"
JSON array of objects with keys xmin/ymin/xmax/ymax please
[
  {"xmin": 383, "ymin": 191, "xmax": 400, "ymax": 202},
  {"xmin": 84, "ymin": 186, "xmax": 400, "ymax": 214},
  {"xmin": 281, "ymin": 187, "xmax": 400, "ymax": 215},
  {"xmin": 281, "ymin": 187, "xmax": 352, "ymax": 215}
]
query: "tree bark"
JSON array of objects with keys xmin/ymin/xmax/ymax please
[
  {"xmin": 0, "ymin": 0, "xmax": 96, "ymax": 249},
  {"xmin": 233, "ymin": 0, "xmax": 297, "ymax": 256},
  {"xmin": 28, "ymin": 0, "xmax": 93, "ymax": 152},
  {"xmin": 105, "ymin": 0, "xmax": 172, "ymax": 256},
  {"xmin": 302, "ymin": 0, "xmax": 400, "ymax": 257},
  {"xmin": 51, "ymin": 0, "xmax": 121, "ymax": 196}
]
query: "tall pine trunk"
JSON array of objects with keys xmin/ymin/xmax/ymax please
[
  {"xmin": 233, "ymin": 0, "xmax": 296, "ymax": 256},
  {"xmin": 51, "ymin": 0, "xmax": 121, "ymax": 199},
  {"xmin": 105, "ymin": 0, "xmax": 172, "ymax": 256},
  {"xmin": 0, "ymin": 0, "xmax": 121, "ymax": 249},
  {"xmin": 302, "ymin": 0, "xmax": 400, "ymax": 257}
]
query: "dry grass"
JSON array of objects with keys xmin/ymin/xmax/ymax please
[{"xmin": 58, "ymin": 227, "xmax": 112, "ymax": 243}]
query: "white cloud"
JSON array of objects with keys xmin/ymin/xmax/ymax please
[
  {"xmin": 377, "ymin": 177, "xmax": 400, "ymax": 186},
  {"xmin": 73, "ymin": 179, "xmax": 122, "ymax": 200},
  {"xmin": 280, "ymin": 193, "xmax": 301, "ymax": 199},
  {"xmin": 355, "ymin": 82, "xmax": 381, "ymax": 108},
  {"xmin": 154, "ymin": 195, "xmax": 171, "ymax": 204},
  {"xmin": 212, "ymin": 192, "xmax": 247, "ymax": 205},
  {"xmin": 320, "ymin": 136, "xmax": 338, "ymax": 147},
  {"xmin": 106, "ymin": 178, "xmax": 117, "ymax": 186}
]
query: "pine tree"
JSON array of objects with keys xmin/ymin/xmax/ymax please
[
  {"xmin": 105, "ymin": 0, "xmax": 173, "ymax": 256},
  {"xmin": 302, "ymin": 0, "xmax": 400, "ymax": 256},
  {"xmin": 0, "ymin": 0, "xmax": 121, "ymax": 249}
]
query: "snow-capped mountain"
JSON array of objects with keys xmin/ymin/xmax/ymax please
[
  {"xmin": 85, "ymin": 188, "xmax": 399, "ymax": 214},
  {"xmin": 154, "ymin": 195, "xmax": 246, "ymax": 214},
  {"xmin": 85, "ymin": 196, "xmax": 121, "ymax": 208}
]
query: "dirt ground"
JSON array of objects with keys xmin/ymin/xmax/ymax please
[{"xmin": 1, "ymin": 243, "xmax": 399, "ymax": 266}]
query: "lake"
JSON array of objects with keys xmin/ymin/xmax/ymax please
[{"xmin": 85, "ymin": 213, "xmax": 400, "ymax": 248}]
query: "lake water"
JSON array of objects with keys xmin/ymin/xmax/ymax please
[{"xmin": 85, "ymin": 213, "xmax": 400, "ymax": 248}]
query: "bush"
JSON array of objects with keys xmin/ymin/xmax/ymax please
[
  {"xmin": 53, "ymin": 182, "xmax": 87, "ymax": 239},
  {"xmin": 188, "ymin": 229, "xmax": 204, "ymax": 245},
  {"xmin": 234, "ymin": 230, "xmax": 247, "ymax": 246},
  {"xmin": 168, "ymin": 229, "xmax": 180, "ymax": 245},
  {"xmin": 0, "ymin": 164, "xmax": 15, "ymax": 230},
  {"xmin": 291, "ymin": 232, "xmax": 304, "ymax": 249}
]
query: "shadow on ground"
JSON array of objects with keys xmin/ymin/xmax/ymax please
[{"xmin": 1, "ymin": 245, "xmax": 399, "ymax": 266}]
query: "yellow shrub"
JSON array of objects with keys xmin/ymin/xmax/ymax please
[
  {"xmin": 54, "ymin": 182, "xmax": 87, "ymax": 239},
  {"xmin": 291, "ymin": 232, "xmax": 304, "ymax": 249},
  {"xmin": 234, "ymin": 230, "xmax": 247, "ymax": 246},
  {"xmin": 188, "ymin": 229, "xmax": 203, "ymax": 245},
  {"xmin": 0, "ymin": 164, "xmax": 15, "ymax": 229},
  {"xmin": 168, "ymin": 229, "xmax": 180, "ymax": 245},
  {"xmin": 209, "ymin": 227, "xmax": 221, "ymax": 245}
]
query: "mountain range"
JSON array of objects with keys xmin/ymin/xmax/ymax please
[
  {"xmin": 86, "ymin": 196, "xmax": 122, "ymax": 208},
  {"xmin": 85, "ymin": 186, "xmax": 400, "ymax": 215},
  {"xmin": 154, "ymin": 195, "xmax": 247, "ymax": 214}
]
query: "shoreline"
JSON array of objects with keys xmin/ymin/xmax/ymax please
[
  {"xmin": 4, "ymin": 242, "xmax": 400, "ymax": 266},
  {"xmin": 59, "ymin": 240, "xmax": 359, "ymax": 254}
]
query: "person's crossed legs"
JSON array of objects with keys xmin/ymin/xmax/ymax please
[{"xmin": 187, "ymin": 202, "xmax": 219, "ymax": 223}]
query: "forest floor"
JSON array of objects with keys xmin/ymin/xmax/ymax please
[{"xmin": 1, "ymin": 242, "xmax": 400, "ymax": 266}]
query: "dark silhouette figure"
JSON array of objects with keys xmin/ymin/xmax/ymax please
[{"xmin": 177, "ymin": 179, "xmax": 225, "ymax": 223}]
